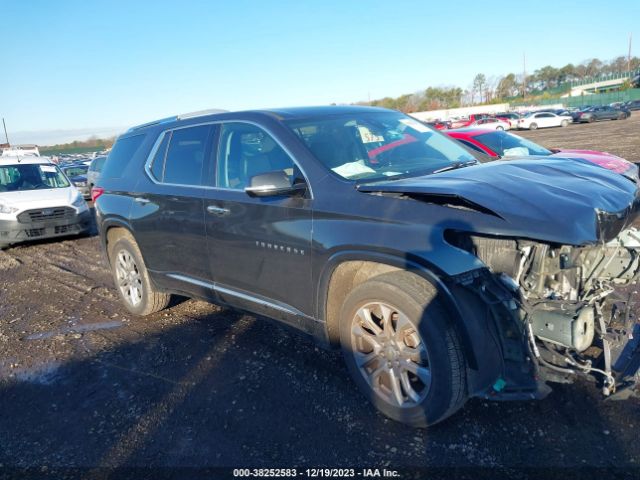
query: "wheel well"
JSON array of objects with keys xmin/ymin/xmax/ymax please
[
  {"xmin": 105, "ymin": 226, "xmax": 134, "ymax": 260},
  {"xmin": 324, "ymin": 261, "xmax": 400, "ymax": 346}
]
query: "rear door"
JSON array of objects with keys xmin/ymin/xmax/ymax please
[
  {"xmin": 202, "ymin": 121, "xmax": 314, "ymax": 319},
  {"xmin": 536, "ymin": 113, "xmax": 555, "ymax": 127},
  {"xmin": 130, "ymin": 124, "xmax": 215, "ymax": 287}
]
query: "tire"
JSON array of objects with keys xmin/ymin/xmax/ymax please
[
  {"xmin": 108, "ymin": 235, "xmax": 170, "ymax": 316},
  {"xmin": 529, "ymin": 123, "xmax": 538, "ymax": 130},
  {"xmin": 496, "ymin": 126, "xmax": 504, "ymax": 131},
  {"xmin": 339, "ymin": 271, "xmax": 467, "ymax": 427},
  {"xmin": 588, "ymin": 116, "xmax": 595, "ymax": 123},
  {"xmin": 561, "ymin": 120, "xmax": 569, "ymax": 127}
]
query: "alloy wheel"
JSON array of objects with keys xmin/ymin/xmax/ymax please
[
  {"xmin": 115, "ymin": 249, "xmax": 143, "ymax": 307},
  {"xmin": 350, "ymin": 301, "xmax": 431, "ymax": 408}
]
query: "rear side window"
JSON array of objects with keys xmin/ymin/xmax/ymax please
[
  {"xmin": 163, "ymin": 125, "xmax": 212, "ymax": 185},
  {"xmin": 101, "ymin": 135, "xmax": 145, "ymax": 179},
  {"xmin": 149, "ymin": 133, "xmax": 171, "ymax": 181}
]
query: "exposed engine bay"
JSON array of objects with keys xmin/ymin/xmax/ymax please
[{"xmin": 448, "ymin": 228, "xmax": 640, "ymax": 399}]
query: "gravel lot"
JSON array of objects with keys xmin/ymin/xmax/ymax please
[{"xmin": 1, "ymin": 113, "xmax": 639, "ymax": 479}]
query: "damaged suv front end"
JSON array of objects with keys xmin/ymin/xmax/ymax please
[
  {"xmin": 357, "ymin": 157, "xmax": 640, "ymax": 402},
  {"xmin": 448, "ymin": 227, "xmax": 640, "ymax": 400}
]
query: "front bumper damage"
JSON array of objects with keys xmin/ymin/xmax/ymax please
[{"xmin": 447, "ymin": 228, "xmax": 640, "ymax": 402}]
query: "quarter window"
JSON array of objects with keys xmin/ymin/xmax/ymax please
[
  {"xmin": 216, "ymin": 123, "xmax": 294, "ymax": 189},
  {"xmin": 163, "ymin": 125, "xmax": 211, "ymax": 186},
  {"xmin": 150, "ymin": 132, "xmax": 171, "ymax": 181}
]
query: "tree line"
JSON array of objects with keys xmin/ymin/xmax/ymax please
[
  {"xmin": 363, "ymin": 55, "xmax": 640, "ymax": 113},
  {"xmin": 43, "ymin": 135, "xmax": 115, "ymax": 151}
]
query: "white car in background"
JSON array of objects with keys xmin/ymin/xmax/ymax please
[
  {"xmin": 517, "ymin": 111, "xmax": 572, "ymax": 130},
  {"xmin": 0, "ymin": 156, "xmax": 91, "ymax": 249},
  {"xmin": 468, "ymin": 117, "xmax": 511, "ymax": 131}
]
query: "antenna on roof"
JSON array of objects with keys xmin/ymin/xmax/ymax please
[{"xmin": 2, "ymin": 118, "xmax": 9, "ymax": 146}]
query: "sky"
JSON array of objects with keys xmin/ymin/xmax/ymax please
[{"xmin": 1, "ymin": 0, "xmax": 639, "ymax": 145}]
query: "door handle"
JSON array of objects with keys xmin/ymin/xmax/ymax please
[
  {"xmin": 134, "ymin": 197, "xmax": 150, "ymax": 205},
  {"xmin": 207, "ymin": 205, "xmax": 230, "ymax": 216}
]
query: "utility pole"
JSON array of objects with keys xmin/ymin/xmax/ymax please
[
  {"xmin": 2, "ymin": 118, "xmax": 9, "ymax": 145},
  {"xmin": 628, "ymin": 33, "xmax": 633, "ymax": 73},
  {"xmin": 522, "ymin": 52, "xmax": 527, "ymax": 99}
]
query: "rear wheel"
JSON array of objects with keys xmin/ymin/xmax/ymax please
[
  {"xmin": 529, "ymin": 122, "xmax": 538, "ymax": 130},
  {"xmin": 339, "ymin": 271, "xmax": 467, "ymax": 427},
  {"xmin": 108, "ymin": 235, "xmax": 170, "ymax": 316},
  {"xmin": 496, "ymin": 126, "xmax": 504, "ymax": 131},
  {"xmin": 561, "ymin": 119, "xmax": 569, "ymax": 127},
  {"xmin": 588, "ymin": 116, "xmax": 595, "ymax": 123}
]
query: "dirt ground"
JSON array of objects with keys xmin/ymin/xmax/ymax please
[{"xmin": 1, "ymin": 114, "xmax": 639, "ymax": 479}]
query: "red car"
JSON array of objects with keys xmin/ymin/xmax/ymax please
[
  {"xmin": 449, "ymin": 113, "xmax": 490, "ymax": 129},
  {"xmin": 446, "ymin": 128, "xmax": 636, "ymax": 176}
]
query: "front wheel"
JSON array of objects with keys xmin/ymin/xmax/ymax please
[
  {"xmin": 339, "ymin": 272, "xmax": 467, "ymax": 427},
  {"xmin": 496, "ymin": 126, "xmax": 504, "ymax": 131},
  {"xmin": 561, "ymin": 120, "xmax": 569, "ymax": 127},
  {"xmin": 529, "ymin": 122, "xmax": 538, "ymax": 130},
  {"xmin": 108, "ymin": 235, "xmax": 170, "ymax": 316}
]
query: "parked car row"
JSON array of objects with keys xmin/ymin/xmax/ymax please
[
  {"xmin": 428, "ymin": 101, "xmax": 634, "ymax": 132},
  {"xmin": 571, "ymin": 105, "xmax": 630, "ymax": 122}
]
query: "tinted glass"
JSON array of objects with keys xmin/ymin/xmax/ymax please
[
  {"xmin": 474, "ymin": 131, "xmax": 551, "ymax": 157},
  {"xmin": 216, "ymin": 123, "xmax": 294, "ymax": 189},
  {"xmin": 163, "ymin": 125, "xmax": 211, "ymax": 185},
  {"xmin": 0, "ymin": 164, "xmax": 70, "ymax": 192},
  {"xmin": 286, "ymin": 112, "xmax": 476, "ymax": 181},
  {"xmin": 62, "ymin": 165, "xmax": 88, "ymax": 177},
  {"xmin": 101, "ymin": 135, "xmax": 145, "ymax": 179},
  {"xmin": 150, "ymin": 132, "xmax": 171, "ymax": 181}
]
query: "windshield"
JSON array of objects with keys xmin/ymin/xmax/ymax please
[
  {"xmin": 0, "ymin": 163, "xmax": 71, "ymax": 192},
  {"xmin": 474, "ymin": 131, "xmax": 551, "ymax": 157},
  {"xmin": 62, "ymin": 165, "xmax": 88, "ymax": 177},
  {"xmin": 286, "ymin": 112, "xmax": 476, "ymax": 181}
]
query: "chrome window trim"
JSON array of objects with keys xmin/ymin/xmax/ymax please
[{"xmin": 143, "ymin": 120, "xmax": 314, "ymax": 198}]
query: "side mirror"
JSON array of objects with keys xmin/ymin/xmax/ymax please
[{"xmin": 244, "ymin": 171, "xmax": 306, "ymax": 198}]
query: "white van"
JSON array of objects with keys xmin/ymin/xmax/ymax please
[{"xmin": 0, "ymin": 156, "xmax": 91, "ymax": 249}]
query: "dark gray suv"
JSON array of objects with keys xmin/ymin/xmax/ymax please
[{"xmin": 95, "ymin": 106, "xmax": 640, "ymax": 426}]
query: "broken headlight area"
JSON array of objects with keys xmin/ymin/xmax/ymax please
[{"xmin": 447, "ymin": 229, "xmax": 640, "ymax": 399}]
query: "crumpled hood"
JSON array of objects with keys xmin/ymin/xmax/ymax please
[
  {"xmin": 357, "ymin": 158, "xmax": 640, "ymax": 245},
  {"xmin": 0, "ymin": 187, "xmax": 80, "ymax": 212}
]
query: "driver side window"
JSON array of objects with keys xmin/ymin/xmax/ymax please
[{"xmin": 216, "ymin": 123, "xmax": 295, "ymax": 190}]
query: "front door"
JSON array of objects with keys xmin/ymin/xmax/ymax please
[{"xmin": 203, "ymin": 122, "xmax": 314, "ymax": 319}]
